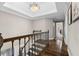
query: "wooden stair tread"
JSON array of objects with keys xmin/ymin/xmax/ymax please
[
  {"xmin": 29, "ymin": 48, "xmax": 40, "ymax": 52},
  {"xmin": 35, "ymin": 40, "xmax": 48, "ymax": 44},
  {"xmin": 27, "ymin": 51, "xmax": 36, "ymax": 56},
  {"xmin": 32, "ymin": 44, "xmax": 45, "ymax": 48}
]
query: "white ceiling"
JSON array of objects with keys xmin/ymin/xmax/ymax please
[{"xmin": 0, "ymin": 2, "xmax": 70, "ymax": 20}]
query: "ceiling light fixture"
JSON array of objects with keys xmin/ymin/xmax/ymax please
[{"xmin": 30, "ymin": 2, "xmax": 40, "ymax": 12}]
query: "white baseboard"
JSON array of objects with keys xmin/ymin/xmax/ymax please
[
  {"xmin": 67, "ymin": 47, "xmax": 72, "ymax": 56},
  {"xmin": 49, "ymin": 38, "xmax": 54, "ymax": 40}
]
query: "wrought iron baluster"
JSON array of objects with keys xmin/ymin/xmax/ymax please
[
  {"xmin": 37, "ymin": 34, "xmax": 38, "ymax": 55},
  {"xmin": 12, "ymin": 40, "xmax": 14, "ymax": 56},
  {"xmin": 31, "ymin": 35, "xmax": 33, "ymax": 56},
  {"xmin": 24, "ymin": 37, "xmax": 26, "ymax": 56},
  {"xmin": 28, "ymin": 36, "xmax": 30, "ymax": 56},
  {"xmin": 19, "ymin": 38, "xmax": 21, "ymax": 56}
]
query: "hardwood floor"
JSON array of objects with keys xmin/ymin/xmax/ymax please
[{"xmin": 40, "ymin": 39, "xmax": 69, "ymax": 56}]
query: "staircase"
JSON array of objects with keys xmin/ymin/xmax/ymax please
[
  {"xmin": 27, "ymin": 40, "xmax": 47, "ymax": 56},
  {"xmin": 26, "ymin": 30, "xmax": 49, "ymax": 56},
  {"xmin": 19, "ymin": 39, "xmax": 48, "ymax": 56}
]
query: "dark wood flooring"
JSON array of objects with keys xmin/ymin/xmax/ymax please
[{"xmin": 40, "ymin": 39, "xmax": 69, "ymax": 56}]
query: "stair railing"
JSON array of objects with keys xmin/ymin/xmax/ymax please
[
  {"xmin": 0, "ymin": 31, "xmax": 49, "ymax": 56},
  {"xmin": 20, "ymin": 30, "xmax": 49, "ymax": 56}
]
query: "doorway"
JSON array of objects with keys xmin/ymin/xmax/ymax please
[
  {"xmin": 54, "ymin": 21, "xmax": 64, "ymax": 40},
  {"xmin": 54, "ymin": 21, "xmax": 64, "ymax": 49}
]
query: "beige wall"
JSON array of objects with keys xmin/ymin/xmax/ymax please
[
  {"xmin": 33, "ymin": 19, "xmax": 55, "ymax": 39},
  {"xmin": 65, "ymin": 5, "xmax": 79, "ymax": 55},
  {"xmin": 68, "ymin": 20, "xmax": 79, "ymax": 55},
  {"xmin": 0, "ymin": 11, "xmax": 33, "ymax": 38},
  {"xmin": 0, "ymin": 11, "xmax": 55, "ymax": 40}
]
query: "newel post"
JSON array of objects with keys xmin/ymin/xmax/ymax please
[{"xmin": 0, "ymin": 33, "xmax": 3, "ymax": 56}]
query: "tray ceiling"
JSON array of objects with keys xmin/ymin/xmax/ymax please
[
  {"xmin": 0, "ymin": 2, "xmax": 69, "ymax": 20},
  {"xmin": 2, "ymin": 2, "xmax": 57, "ymax": 17}
]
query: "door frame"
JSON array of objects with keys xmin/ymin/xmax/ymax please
[{"xmin": 54, "ymin": 21, "xmax": 64, "ymax": 40}]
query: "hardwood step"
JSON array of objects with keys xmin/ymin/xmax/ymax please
[
  {"xmin": 34, "ymin": 42, "xmax": 46, "ymax": 47},
  {"xmin": 29, "ymin": 48, "xmax": 40, "ymax": 53},
  {"xmin": 32, "ymin": 44, "xmax": 45, "ymax": 49},
  {"xmin": 35, "ymin": 40, "xmax": 48, "ymax": 45},
  {"xmin": 44, "ymin": 48, "xmax": 61, "ymax": 55},
  {"xmin": 27, "ymin": 51, "xmax": 36, "ymax": 56}
]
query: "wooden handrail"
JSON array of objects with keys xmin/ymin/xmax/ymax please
[{"xmin": 3, "ymin": 32, "xmax": 47, "ymax": 43}]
